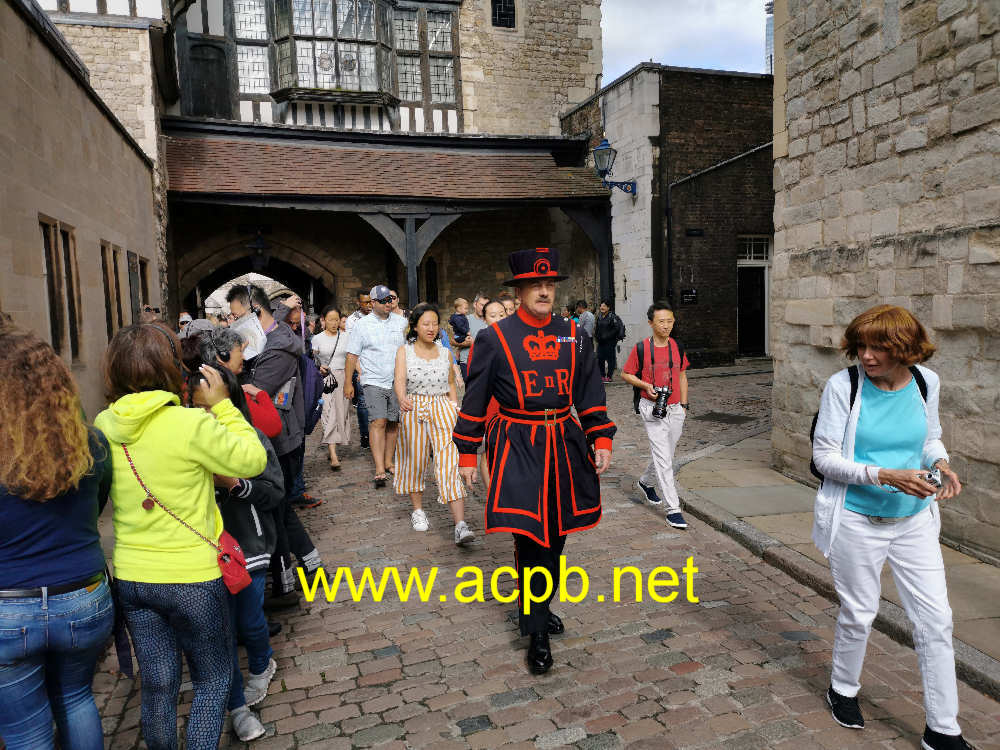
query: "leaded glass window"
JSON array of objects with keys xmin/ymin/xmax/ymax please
[
  {"xmin": 397, "ymin": 55, "xmax": 422, "ymax": 101},
  {"xmin": 738, "ymin": 236, "xmax": 771, "ymax": 261},
  {"xmin": 237, "ymin": 44, "xmax": 270, "ymax": 93},
  {"xmin": 427, "ymin": 11, "xmax": 451, "ymax": 52},
  {"xmin": 393, "ymin": 8, "xmax": 418, "ymax": 51},
  {"xmin": 234, "ymin": 0, "xmax": 268, "ymax": 40},
  {"xmin": 429, "ymin": 57, "xmax": 454, "ymax": 102},
  {"xmin": 272, "ymin": 0, "xmax": 395, "ymax": 99},
  {"xmin": 492, "ymin": 0, "xmax": 515, "ymax": 28}
]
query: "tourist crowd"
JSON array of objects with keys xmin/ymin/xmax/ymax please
[{"xmin": 0, "ymin": 285, "xmax": 974, "ymax": 750}]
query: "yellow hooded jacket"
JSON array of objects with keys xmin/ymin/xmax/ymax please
[{"xmin": 94, "ymin": 391, "xmax": 267, "ymax": 583}]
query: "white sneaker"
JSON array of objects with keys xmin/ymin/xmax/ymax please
[
  {"xmin": 244, "ymin": 657, "xmax": 277, "ymax": 707},
  {"xmin": 454, "ymin": 521, "xmax": 476, "ymax": 546},
  {"xmin": 231, "ymin": 705, "xmax": 266, "ymax": 742},
  {"xmin": 411, "ymin": 509, "xmax": 429, "ymax": 531}
]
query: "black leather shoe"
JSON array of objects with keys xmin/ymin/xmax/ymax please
[
  {"xmin": 547, "ymin": 612, "xmax": 565, "ymax": 635},
  {"xmin": 526, "ymin": 632, "xmax": 553, "ymax": 675},
  {"xmin": 268, "ymin": 620, "xmax": 282, "ymax": 637}
]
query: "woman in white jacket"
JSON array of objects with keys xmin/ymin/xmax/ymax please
[{"xmin": 812, "ymin": 305, "xmax": 970, "ymax": 750}]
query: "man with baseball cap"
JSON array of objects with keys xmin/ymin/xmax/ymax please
[
  {"xmin": 454, "ymin": 248, "xmax": 615, "ymax": 675},
  {"xmin": 344, "ymin": 285, "xmax": 408, "ymax": 487}
]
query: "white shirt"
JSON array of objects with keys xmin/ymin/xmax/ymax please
[
  {"xmin": 312, "ymin": 330, "xmax": 349, "ymax": 372},
  {"xmin": 346, "ymin": 312, "xmax": 407, "ymax": 389},
  {"xmin": 344, "ymin": 309, "xmax": 368, "ymax": 332}
]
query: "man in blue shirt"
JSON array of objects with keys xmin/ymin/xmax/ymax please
[{"xmin": 344, "ymin": 285, "xmax": 408, "ymax": 487}]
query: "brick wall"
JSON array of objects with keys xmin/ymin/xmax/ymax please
[
  {"xmin": 458, "ymin": 0, "xmax": 602, "ymax": 135},
  {"xmin": 771, "ymin": 0, "xmax": 1000, "ymax": 561}
]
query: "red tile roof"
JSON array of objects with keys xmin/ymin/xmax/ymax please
[{"xmin": 165, "ymin": 135, "xmax": 609, "ymax": 201}]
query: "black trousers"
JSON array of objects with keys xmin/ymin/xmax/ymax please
[
  {"xmin": 596, "ymin": 341, "xmax": 617, "ymax": 379},
  {"xmin": 512, "ymin": 475, "xmax": 568, "ymax": 636},
  {"xmin": 270, "ymin": 447, "xmax": 317, "ymax": 595}
]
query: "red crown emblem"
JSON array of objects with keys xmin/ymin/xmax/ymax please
[{"xmin": 523, "ymin": 330, "xmax": 560, "ymax": 361}]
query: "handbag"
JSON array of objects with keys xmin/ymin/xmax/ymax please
[
  {"xmin": 120, "ymin": 444, "xmax": 252, "ymax": 594},
  {"xmin": 322, "ymin": 333, "xmax": 341, "ymax": 394}
]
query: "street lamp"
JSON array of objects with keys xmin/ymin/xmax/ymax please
[{"xmin": 592, "ymin": 138, "xmax": 637, "ymax": 195}]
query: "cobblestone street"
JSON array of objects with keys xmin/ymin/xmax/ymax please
[{"xmin": 96, "ymin": 372, "xmax": 1000, "ymax": 749}]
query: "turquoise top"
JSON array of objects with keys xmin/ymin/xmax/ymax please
[{"xmin": 845, "ymin": 377, "xmax": 931, "ymax": 518}]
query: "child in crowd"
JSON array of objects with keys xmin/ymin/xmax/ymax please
[{"xmin": 449, "ymin": 298, "xmax": 470, "ymax": 344}]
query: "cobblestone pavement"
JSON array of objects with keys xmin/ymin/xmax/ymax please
[{"xmin": 94, "ymin": 373, "xmax": 1000, "ymax": 749}]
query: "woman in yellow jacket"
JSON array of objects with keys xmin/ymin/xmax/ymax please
[{"xmin": 94, "ymin": 324, "xmax": 266, "ymax": 750}]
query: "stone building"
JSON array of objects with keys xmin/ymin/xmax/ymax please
[
  {"xmin": 1, "ymin": 0, "xmax": 163, "ymax": 417},
  {"xmin": 771, "ymin": 0, "xmax": 1000, "ymax": 561},
  {"xmin": 561, "ymin": 63, "xmax": 774, "ymax": 366}
]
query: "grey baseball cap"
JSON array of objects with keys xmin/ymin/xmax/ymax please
[{"xmin": 370, "ymin": 284, "xmax": 392, "ymax": 302}]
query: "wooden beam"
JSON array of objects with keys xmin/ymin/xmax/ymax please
[{"xmin": 359, "ymin": 214, "xmax": 406, "ymax": 264}]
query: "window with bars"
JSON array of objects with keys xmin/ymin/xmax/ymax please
[
  {"xmin": 394, "ymin": 7, "xmax": 457, "ymax": 106},
  {"xmin": 492, "ymin": 0, "xmax": 515, "ymax": 28},
  {"xmin": 738, "ymin": 236, "xmax": 771, "ymax": 261},
  {"xmin": 393, "ymin": 8, "xmax": 419, "ymax": 51},
  {"xmin": 234, "ymin": 0, "xmax": 268, "ymax": 40}
]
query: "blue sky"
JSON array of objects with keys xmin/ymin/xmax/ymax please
[{"xmin": 602, "ymin": 0, "xmax": 770, "ymax": 84}]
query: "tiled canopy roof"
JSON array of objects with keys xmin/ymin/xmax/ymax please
[{"xmin": 165, "ymin": 135, "xmax": 608, "ymax": 201}]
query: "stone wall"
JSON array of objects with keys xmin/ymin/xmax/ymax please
[
  {"xmin": 55, "ymin": 22, "xmax": 159, "ymax": 161},
  {"xmin": 1, "ymin": 1, "xmax": 161, "ymax": 417},
  {"xmin": 458, "ymin": 0, "xmax": 602, "ymax": 135},
  {"xmin": 771, "ymin": 0, "xmax": 1000, "ymax": 560}
]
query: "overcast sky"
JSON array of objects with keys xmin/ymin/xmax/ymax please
[{"xmin": 602, "ymin": 0, "xmax": 770, "ymax": 84}]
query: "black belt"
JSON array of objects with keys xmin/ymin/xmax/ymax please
[
  {"xmin": 498, "ymin": 406, "xmax": 572, "ymax": 425},
  {"xmin": 0, "ymin": 572, "xmax": 105, "ymax": 599}
]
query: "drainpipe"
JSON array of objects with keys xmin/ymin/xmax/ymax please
[{"xmin": 665, "ymin": 140, "xmax": 773, "ymax": 302}]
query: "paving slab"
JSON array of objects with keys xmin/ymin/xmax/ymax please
[{"xmin": 690, "ymin": 484, "xmax": 816, "ymax": 517}]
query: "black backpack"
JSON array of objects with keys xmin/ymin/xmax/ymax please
[
  {"xmin": 808, "ymin": 364, "xmax": 928, "ymax": 482},
  {"xmin": 632, "ymin": 337, "xmax": 685, "ymax": 414}
]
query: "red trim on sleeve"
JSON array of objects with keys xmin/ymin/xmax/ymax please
[
  {"xmin": 584, "ymin": 421, "xmax": 615, "ymax": 434},
  {"xmin": 458, "ymin": 411, "xmax": 486, "ymax": 422},
  {"xmin": 577, "ymin": 405, "xmax": 607, "ymax": 417},
  {"xmin": 453, "ymin": 432, "xmax": 481, "ymax": 442},
  {"xmin": 594, "ymin": 437, "xmax": 612, "ymax": 452},
  {"xmin": 458, "ymin": 453, "xmax": 478, "ymax": 468}
]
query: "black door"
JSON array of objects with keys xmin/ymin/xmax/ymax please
[
  {"xmin": 737, "ymin": 266, "xmax": 766, "ymax": 356},
  {"xmin": 185, "ymin": 42, "xmax": 232, "ymax": 119}
]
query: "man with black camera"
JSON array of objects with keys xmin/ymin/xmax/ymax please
[{"xmin": 621, "ymin": 300, "xmax": 690, "ymax": 529}]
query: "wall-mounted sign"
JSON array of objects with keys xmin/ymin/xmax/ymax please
[{"xmin": 681, "ymin": 288, "xmax": 698, "ymax": 305}]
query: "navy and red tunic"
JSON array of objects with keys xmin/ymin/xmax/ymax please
[{"xmin": 454, "ymin": 308, "xmax": 616, "ymax": 547}]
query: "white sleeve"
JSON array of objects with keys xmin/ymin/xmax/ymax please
[
  {"xmin": 812, "ymin": 373, "xmax": 878, "ymax": 486},
  {"xmin": 920, "ymin": 367, "xmax": 949, "ymax": 469}
]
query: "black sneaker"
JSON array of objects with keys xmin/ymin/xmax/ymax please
[
  {"xmin": 922, "ymin": 727, "xmax": 975, "ymax": 750},
  {"xmin": 826, "ymin": 686, "xmax": 864, "ymax": 729},
  {"xmin": 636, "ymin": 478, "xmax": 663, "ymax": 505}
]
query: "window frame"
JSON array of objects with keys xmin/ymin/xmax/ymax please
[
  {"xmin": 394, "ymin": 4, "xmax": 459, "ymax": 111},
  {"xmin": 38, "ymin": 217, "xmax": 82, "ymax": 362},
  {"xmin": 269, "ymin": 0, "xmax": 397, "ymax": 105},
  {"xmin": 490, "ymin": 0, "xmax": 515, "ymax": 29}
]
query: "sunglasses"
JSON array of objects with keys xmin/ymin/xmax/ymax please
[
  {"xmin": 389, "ymin": 294, "xmax": 398, "ymax": 300},
  {"xmin": 375, "ymin": 297, "xmax": 392, "ymax": 304}
]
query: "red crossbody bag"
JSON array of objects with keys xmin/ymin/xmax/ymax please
[{"xmin": 121, "ymin": 444, "xmax": 252, "ymax": 594}]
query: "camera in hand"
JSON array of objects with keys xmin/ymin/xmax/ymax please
[
  {"xmin": 924, "ymin": 468, "xmax": 942, "ymax": 489},
  {"xmin": 651, "ymin": 385, "xmax": 672, "ymax": 419}
]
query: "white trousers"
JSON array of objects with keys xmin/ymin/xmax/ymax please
[
  {"xmin": 637, "ymin": 400, "xmax": 686, "ymax": 512},
  {"xmin": 829, "ymin": 506, "xmax": 961, "ymax": 736}
]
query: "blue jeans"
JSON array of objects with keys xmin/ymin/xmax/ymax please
[
  {"xmin": 228, "ymin": 571, "xmax": 272, "ymax": 711},
  {"xmin": 0, "ymin": 578, "xmax": 113, "ymax": 750},
  {"xmin": 117, "ymin": 578, "xmax": 232, "ymax": 750}
]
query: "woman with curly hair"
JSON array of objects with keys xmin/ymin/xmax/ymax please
[
  {"xmin": 812, "ymin": 305, "xmax": 971, "ymax": 750},
  {"xmin": 0, "ymin": 325, "xmax": 114, "ymax": 750},
  {"xmin": 94, "ymin": 323, "xmax": 267, "ymax": 750}
]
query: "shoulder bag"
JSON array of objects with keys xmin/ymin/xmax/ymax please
[{"xmin": 120, "ymin": 444, "xmax": 251, "ymax": 594}]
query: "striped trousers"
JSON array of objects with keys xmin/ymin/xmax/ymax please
[{"xmin": 394, "ymin": 393, "xmax": 467, "ymax": 503}]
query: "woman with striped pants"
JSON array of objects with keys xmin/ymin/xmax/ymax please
[{"xmin": 393, "ymin": 303, "xmax": 474, "ymax": 545}]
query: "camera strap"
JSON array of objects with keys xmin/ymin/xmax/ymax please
[{"xmin": 648, "ymin": 336, "xmax": 673, "ymax": 391}]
